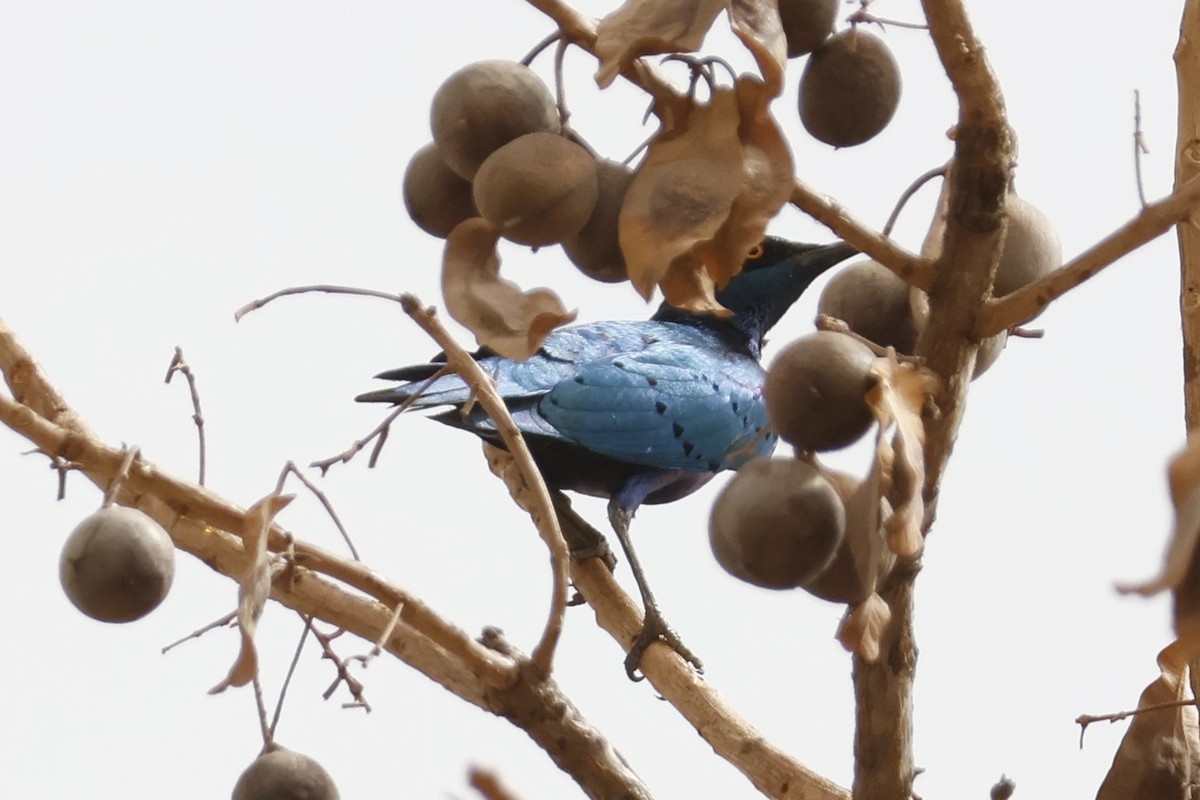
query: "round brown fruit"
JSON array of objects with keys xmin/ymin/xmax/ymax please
[
  {"xmin": 232, "ymin": 749, "xmax": 339, "ymax": 800},
  {"xmin": 563, "ymin": 159, "xmax": 633, "ymax": 283},
  {"xmin": 710, "ymin": 458, "xmax": 845, "ymax": 589},
  {"xmin": 59, "ymin": 506, "xmax": 175, "ymax": 623},
  {"xmin": 972, "ymin": 331, "xmax": 1007, "ymax": 380},
  {"xmin": 818, "ymin": 259, "xmax": 920, "ymax": 353},
  {"xmin": 430, "ymin": 60, "xmax": 559, "ymax": 180},
  {"xmin": 778, "ymin": 0, "xmax": 837, "ymax": 58},
  {"xmin": 799, "ymin": 29, "xmax": 901, "ymax": 147},
  {"xmin": 473, "ymin": 132, "xmax": 599, "ymax": 247},
  {"xmin": 402, "ymin": 142, "xmax": 478, "ymax": 238},
  {"xmin": 993, "ymin": 195, "xmax": 1060, "ymax": 298},
  {"xmin": 765, "ymin": 331, "xmax": 877, "ymax": 452}
]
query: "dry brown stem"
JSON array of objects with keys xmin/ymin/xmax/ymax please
[
  {"xmin": 0, "ymin": 316, "xmax": 661, "ymax": 800},
  {"xmin": 1179, "ymin": 0, "xmax": 1200, "ymax": 429}
]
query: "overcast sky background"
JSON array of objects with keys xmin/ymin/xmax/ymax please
[{"xmin": 0, "ymin": 1, "xmax": 1191, "ymax": 797}]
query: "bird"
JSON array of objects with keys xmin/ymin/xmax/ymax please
[{"xmin": 358, "ymin": 236, "xmax": 856, "ymax": 679}]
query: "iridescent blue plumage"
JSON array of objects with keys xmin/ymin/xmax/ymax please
[{"xmin": 358, "ymin": 236, "xmax": 855, "ymax": 677}]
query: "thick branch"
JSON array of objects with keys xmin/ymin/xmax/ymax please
[
  {"xmin": 846, "ymin": 3, "xmax": 1016, "ymax": 799},
  {"xmin": 979, "ymin": 173, "xmax": 1200, "ymax": 338},
  {"xmin": 0, "ymin": 320, "xmax": 655, "ymax": 800},
  {"xmin": 1179, "ymin": 0, "xmax": 1200, "ymax": 429},
  {"xmin": 554, "ymin": 503, "xmax": 850, "ymax": 800}
]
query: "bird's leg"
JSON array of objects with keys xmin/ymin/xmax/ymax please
[
  {"xmin": 550, "ymin": 490, "xmax": 617, "ymax": 571},
  {"xmin": 607, "ymin": 499, "xmax": 703, "ymax": 681}
]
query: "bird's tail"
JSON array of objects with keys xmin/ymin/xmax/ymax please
[{"xmin": 354, "ymin": 362, "xmax": 473, "ymax": 408}]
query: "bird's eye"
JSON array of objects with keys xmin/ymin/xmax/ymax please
[{"xmin": 746, "ymin": 243, "xmax": 764, "ymax": 259}]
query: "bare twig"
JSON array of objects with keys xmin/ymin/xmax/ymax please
[
  {"xmin": 161, "ymin": 610, "xmax": 238, "ymax": 654},
  {"xmin": 269, "ymin": 615, "xmax": 313, "ymax": 738},
  {"xmin": 351, "ymin": 601, "xmax": 404, "ymax": 669},
  {"xmin": 252, "ymin": 676, "xmax": 274, "ymax": 750},
  {"xmin": 401, "ymin": 296, "xmax": 571, "ymax": 679},
  {"xmin": 520, "ymin": 30, "xmax": 560, "ymax": 67},
  {"xmin": 102, "ymin": 445, "xmax": 140, "ymax": 509},
  {"xmin": 279, "ymin": 461, "xmax": 361, "ymax": 561},
  {"xmin": 978, "ymin": 172, "xmax": 1200, "ymax": 337},
  {"xmin": 306, "ymin": 619, "xmax": 371, "ymax": 711},
  {"xmin": 1135, "ymin": 89, "xmax": 1150, "ymax": 209},
  {"xmin": 164, "ymin": 346, "xmax": 207, "ymax": 486},
  {"xmin": 1076, "ymin": 696, "xmax": 1200, "ymax": 747},
  {"xmin": 881, "ymin": 164, "xmax": 948, "ymax": 238}
]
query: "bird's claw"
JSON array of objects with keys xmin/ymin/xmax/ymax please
[{"xmin": 624, "ymin": 608, "xmax": 704, "ymax": 681}]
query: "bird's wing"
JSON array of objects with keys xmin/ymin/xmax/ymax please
[{"xmin": 537, "ymin": 342, "xmax": 776, "ymax": 471}]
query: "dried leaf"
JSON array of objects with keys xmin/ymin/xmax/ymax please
[
  {"xmin": 210, "ymin": 492, "xmax": 295, "ymax": 694},
  {"xmin": 1095, "ymin": 640, "xmax": 1200, "ymax": 800},
  {"xmin": 727, "ymin": 0, "xmax": 788, "ymax": 97},
  {"xmin": 594, "ymin": 0, "xmax": 726, "ymax": 87},
  {"xmin": 620, "ymin": 89, "xmax": 744, "ymax": 302},
  {"xmin": 442, "ymin": 218, "xmax": 576, "ymax": 360},
  {"xmin": 694, "ymin": 78, "xmax": 795, "ymax": 289},
  {"xmin": 1170, "ymin": 432, "xmax": 1200, "ymax": 508},
  {"xmin": 809, "ymin": 461, "xmax": 894, "ymax": 606},
  {"xmin": 865, "ymin": 356, "xmax": 933, "ymax": 557},
  {"xmin": 1121, "ymin": 435, "xmax": 1200, "ymax": 653},
  {"xmin": 837, "ymin": 592, "xmax": 892, "ymax": 661},
  {"xmin": 659, "ymin": 252, "xmax": 728, "ymax": 315}
]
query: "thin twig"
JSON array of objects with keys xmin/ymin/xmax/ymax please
[
  {"xmin": 269, "ymin": 614, "xmax": 314, "ymax": 739},
  {"xmin": 102, "ymin": 445, "xmax": 140, "ymax": 508},
  {"xmin": 881, "ymin": 165, "xmax": 948, "ymax": 238},
  {"xmin": 252, "ymin": 675, "xmax": 273, "ymax": 751},
  {"xmin": 164, "ymin": 346, "xmax": 207, "ymax": 486},
  {"xmin": 1076, "ymin": 696, "xmax": 1200, "ymax": 747},
  {"xmin": 306, "ymin": 618, "xmax": 371, "ymax": 711},
  {"xmin": 278, "ymin": 461, "xmax": 361, "ymax": 561},
  {"xmin": 350, "ymin": 601, "xmax": 404, "ymax": 669},
  {"xmin": 1134, "ymin": 89, "xmax": 1150, "ymax": 209},
  {"xmin": 978, "ymin": 172, "xmax": 1200, "ymax": 337},
  {"xmin": 519, "ymin": 30, "xmax": 560, "ymax": 67},
  {"xmin": 161, "ymin": 610, "xmax": 238, "ymax": 654},
  {"xmin": 553, "ymin": 38, "xmax": 571, "ymax": 129},
  {"xmin": 401, "ymin": 296, "xmax": 571, "ymax": 679}
]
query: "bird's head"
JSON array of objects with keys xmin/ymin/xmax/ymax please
[{"xmin": 654, "ymin": 237, "xmax": 857, "ymax": 357}]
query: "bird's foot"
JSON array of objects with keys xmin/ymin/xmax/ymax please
[{"xmin": 624, "ymin": 606, "xmax": 704, "ymax": 681}]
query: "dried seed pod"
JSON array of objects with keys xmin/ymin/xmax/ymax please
[
  {"xmin": 60, "ymin": 506, "xmax": 175, "ymax": 623},
  {"xmin": 765, "ymin": 331, "xmax": 877, "ymax": 452},
  {"xmin": 778, "ymin": 0, "xmax": 837, "ymax": 57},
  {"xmin": 473, "ymin": 132, "xmax": 599, "ymax": 247},
  {"xmin": 799, "ymin": 29, "xmax": 901, "ymax": 147},
  {"xmin": 563, "ymin": 159, "xmax": 634, "ymax": 283},
  {"xmin": 710, "ymin": 458, "xmax": 845, "ymax": 589},
  {"xmin": 431, "ymin": 60, "xmax": 559, "ymax": 179},
  {"xmin": 402, "ymin": 142, "xmax": 478, "ymax": 238}
]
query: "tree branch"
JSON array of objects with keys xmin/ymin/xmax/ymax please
[
  {"xmin": 978, "ymin": 173, "xmax": 1200, "ymax": 338},
  {"xmin": 1178, "ymin": 0, "xmax": 1200, "ymax": 430},
  {"xmin": 0, "ymin": 315, "xmax": 663, "ymax": 800}
]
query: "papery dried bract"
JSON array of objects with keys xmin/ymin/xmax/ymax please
[
  {"xmin": 1095, "ymin": 641, "xmax": 1200, "ymax": 800},
  {"xmin": 659, "ymin": 253, "xmax": 728, "ymax": 315},
  {"xmin": 838, "ymin": 591, "xmax": 891, "ymax": 661},
  {"xmin": 442, "ymin": 218, "xmax": 576, "ymax": 360},
  {"xmin": 594, "ymin": 0, "xmax": 726, "ymax": 87},
  {"xmin": 1120, "ymin": 434, "xmax": 1200, "ymax": 653},
  {"xmin": 865, "ymin": 356, "xmax": 933, "ymax": 558},
  {"xmin": 620, "ymin": 90, "xmax": 744, "ymax": 303},
  {"xmin": 211, "ymin": 492, "xmax": 295, "ymax": 694},
  {"xmin": 727, "ymin": 0, "xmax": 788, "ymax": 97},
  {"xmin": 695, "ymin": 79, "xmax": 795, "ymax": 288}
]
